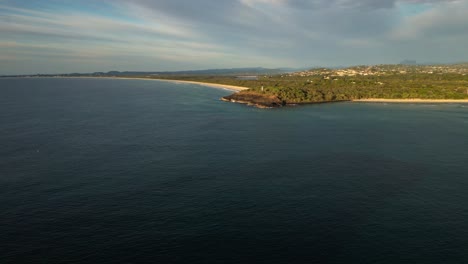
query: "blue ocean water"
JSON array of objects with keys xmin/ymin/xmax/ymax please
[{"xmin": 1, "ymin": 78, "xmax": 468, "ymax": 263}]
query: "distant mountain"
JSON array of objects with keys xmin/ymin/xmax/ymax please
[
  {"xmin": 148, "ymin": 67, "xmax": 285, "ymax": 75},
  {"xmin": 400, "ymin": 60, "xmax": 417, "ymax": 65},
  {"xmin": 72, "ymin": 67, "xmax": 287, "ymax": 77},
  {"xmin": 1, "ymin": 67, "xmax": 291, "ymax": 78}
]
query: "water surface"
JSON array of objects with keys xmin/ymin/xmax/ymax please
[{"xmin": 1, "ymin": 78, "xmax": 467, "ymax": 263}]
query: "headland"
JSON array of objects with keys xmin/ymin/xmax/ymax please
[{"xmin": 5, "ymin": 63, "xmax": 468, "ymax": 108}]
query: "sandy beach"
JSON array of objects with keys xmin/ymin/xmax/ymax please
[
  {"xmin": 54, "ymin": 76, "xmax": 249, "ymax": 92},
  {"xmin": 353, "ymin": 98, "xmax": 468, "ymax": 103},
  {"xmin": 151, "ymin": 79, "xmax": 249, "ymax": 92}
]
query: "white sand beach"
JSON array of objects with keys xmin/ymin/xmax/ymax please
[
  {"xmin": 151, "ymin": 79, "xmax": 249, "ymax": 92},
  {"xmin": 57, "ymin": 76, "xmax": 249, "ymax": 92},
  {"xmin": 353, "ymin": 99, "xmax": 468, "ymax": 103}
]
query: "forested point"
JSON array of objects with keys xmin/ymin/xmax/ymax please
[{"xmin": 155, "ymin": 64, "xmax": 468, "ymax": 105}]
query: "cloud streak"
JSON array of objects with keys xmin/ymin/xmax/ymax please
[{"xmin": 0, "ymin": 0, "xmax": 467, "ymax": 74}]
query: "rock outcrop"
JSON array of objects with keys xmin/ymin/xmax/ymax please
[{"xmin": 222, "ymin": 91, "xmax": 285, "ymax": 108}]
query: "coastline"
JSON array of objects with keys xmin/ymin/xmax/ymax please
[
  {"xmin": 28, "ymin": 76, "xmax": 250, "ymax": 92},
  {"xmin": 8, "ymin": 76, "xmax": 468, "ymax": 105},
  {"xmin": 353, "ymin": 98, "xmax": 468, "ymax": 103},
  {"xmin": 150, "ymin": 79, "xmax": 249, "ymax": 92}
]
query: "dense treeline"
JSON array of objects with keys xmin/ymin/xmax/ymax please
[{"xmin": 151, "ymin": 70, "xmax": 468, "ymax": 103}]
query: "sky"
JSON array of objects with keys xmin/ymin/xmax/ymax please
[{"xmin": 1, "ymin": 0, "xmax": 467, "ymax": 74}]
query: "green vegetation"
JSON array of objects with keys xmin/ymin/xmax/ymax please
[
  {"xmin": 15, "ymin": 63, "xmax": 466, "ymax": 106},
  {"xmin": 154, "ymin": 64, "xmax": 468, "ymax": 104}
]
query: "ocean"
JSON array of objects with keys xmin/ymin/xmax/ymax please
[{"xmin": 1, "ymin": 78, "xmax": 468, "ymax": 263}]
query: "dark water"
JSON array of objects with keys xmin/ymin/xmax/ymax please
[{"xmin": 1, "ymin": 78, "xmax": 468, "ymax": 263}]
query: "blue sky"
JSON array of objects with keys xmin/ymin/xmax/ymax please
[{"xmin": 1, "ymin": 0, "xmax": 467, "ymax": 74}]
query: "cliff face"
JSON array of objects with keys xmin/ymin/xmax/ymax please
[{"xmin": 222, "ymin": 91, "xmax": 285, "ymax": 108}]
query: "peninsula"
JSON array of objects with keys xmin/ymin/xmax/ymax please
[
  {"xmin": 4, "ymin": 63, "xmax": 468, "ymax": 108},
  {"xmin": 155, "ymin": 63, "xmax": 468, "ymax": 108}
]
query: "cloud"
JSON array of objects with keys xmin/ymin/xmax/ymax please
[
  {"xmin": 390, "ymin": 1, "xmax": 468, "ymax": 40},
  {"xmin": 0, "ymin": 0, "xmax": 467, "ymax": 74},
  {"xmin": 241, "ymin": 0, "xmax": 454, "ymax": 9}
]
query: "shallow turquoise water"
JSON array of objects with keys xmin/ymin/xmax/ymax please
[{"xmin": 1, "ymin": 78, "xmax": 467, "ymax": 263}]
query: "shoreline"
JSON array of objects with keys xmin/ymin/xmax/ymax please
[
  {"xmin": 150, "ymin": 78, "xmax": 249, "ymax": 92},
  {"xmin": 61, "ymin": 76, "xmax": 249, "ymax": 92},
  {"xmin": 6, "ymin": 76, "xmax": 468, "ymax": 104},
  {"xmin": 8, "ymin": 76, "xmax": 250, "ymax": 92},
  {"xmin": 353, "ymin": 98, "xmax": 468, "ymax": 103}
]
